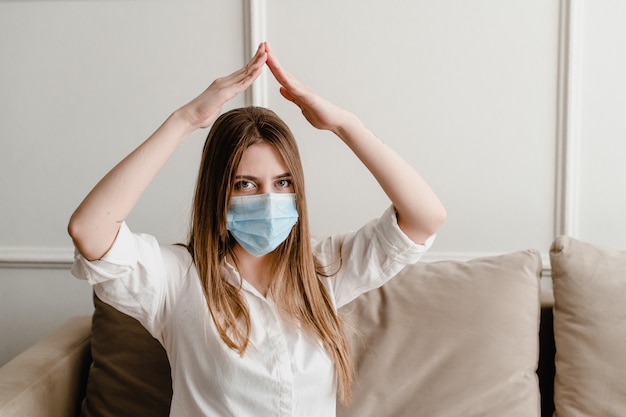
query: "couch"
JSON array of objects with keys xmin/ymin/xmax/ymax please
[{"xmin": 1, "ymin": 235, "xmax": 625, "ymax": 417}]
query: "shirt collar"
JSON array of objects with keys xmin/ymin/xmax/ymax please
[{"xmin": 221, "ymin": 259, "xmax": 270, "ymax": 301}]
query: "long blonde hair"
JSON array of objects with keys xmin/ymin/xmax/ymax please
[{"xmin": 187, "ymin": 106, "xmax": 353, "ymax": 403}]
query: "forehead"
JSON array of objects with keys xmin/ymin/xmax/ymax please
[{"xmin": 236, "ymin": 142, "xmax": 288, "ymax": 175}]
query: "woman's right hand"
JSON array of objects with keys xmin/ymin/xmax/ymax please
[{"xmin": 179, "ymin": 43, "xmax": 268, "ymax": 130}]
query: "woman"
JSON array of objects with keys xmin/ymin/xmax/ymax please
[{"xmin": 69, "ymin": 42, "xmax": 446, "ymax": 416}]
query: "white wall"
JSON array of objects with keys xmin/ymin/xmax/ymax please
[
  {"xmin": 264, "ymin": 0, "xmax": 559, "ymax": 254},
  {"xmin": 1, "ymin": 0, "xmax": 624, "ymax": 365},
  {"xmin": 0, "ymin": 0, "xmax": 246, "ymax": 365}
]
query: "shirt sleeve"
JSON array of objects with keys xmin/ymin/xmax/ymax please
[
  {"xmin": 313, "ymin": 206, "xmax": 435, "ymax": 309},
  {"xmin": 71, "ymin": 222, "xmax": 189, "ymax": 339}
]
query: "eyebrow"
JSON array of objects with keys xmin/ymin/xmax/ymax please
[
  {"xmin": 234, "ymin": 172, "xmax": 292, "ymax": 181},
  {"xmin": 275, "ymin": 173, "xmax": 292, "ymax": 180}
]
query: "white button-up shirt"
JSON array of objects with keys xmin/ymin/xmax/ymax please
[{"xmin": 72, "ymin": 206, "xmax": 434, "ymax": 416}]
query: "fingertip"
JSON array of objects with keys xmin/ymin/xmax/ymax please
[
  {"xmin": 266, "ymin": 47, "xmax": 278, "ymax": 65},
  {"xmin": 267, "ymin": 43, "xmax": 277, "ymax": 59}
]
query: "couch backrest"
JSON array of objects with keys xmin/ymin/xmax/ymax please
[
  {"xmin": 0, "ymin": 316, "xmax": 91, "ymax": 417},
  {"xmin": 80, "ymin": 250, "xmax": 544, "ymax": 417}
]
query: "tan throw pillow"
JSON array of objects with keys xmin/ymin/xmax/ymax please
[
  {"xmin": 80, "ymin": 294, "xmax": 172, "ymax": 417},
  {"xmin": 550, "ymin": 236, "xmax": 626, "ymax": 417},
  {"xmin": 337, "ymin": 250, "xmax": 542, "ymax": 417}
]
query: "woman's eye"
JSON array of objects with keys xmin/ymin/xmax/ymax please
[
  {"xmin": 235, "ymin": 180, "xmax": 255, "ymax": 190},
  {"xmin": 276, "ymin": 179, "xmax": 293, "ymax": 188}
]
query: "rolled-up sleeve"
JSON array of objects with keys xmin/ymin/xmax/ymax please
[
  {"xmin": 315, "ymin": 206, "xmax": 435, "ymax": 309},
  {"xmin": 374, "ymin": 206, "xmax": 435, "ymax": 263},
  {"xmin": 71, "ymin": 222, "xmax": 168, "ymax": 338}
]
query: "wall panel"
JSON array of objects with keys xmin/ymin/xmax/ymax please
[
  {"xmin": 576, "ymin": 0, "xmax": 626, "ymax": 249},
  {"xmin": 0, "ymin": 0, "xmax": 245, "ymax": 250},
  {"xmin": 264, "ymin": 0, "xmax": 560, "ymax": 256}
]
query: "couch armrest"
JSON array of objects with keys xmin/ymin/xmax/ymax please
[{"xmin": 0, "ymin": 316, "xmax": 92, "ymax": 417}]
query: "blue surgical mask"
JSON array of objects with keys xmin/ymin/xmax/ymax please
[{"xmin": 226, "ymin": 193, "xmax": 299, "ymax": 257}]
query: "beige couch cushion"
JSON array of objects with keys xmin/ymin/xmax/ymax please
[
  {"xmin": 550, "ymin": 236, "xmax": 626, "ymax": 417},
  {"xmin": 337, "ymin": 250, "xmax": 542, "ymax": 417}
]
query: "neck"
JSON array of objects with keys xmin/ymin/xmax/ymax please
[{"xmin": 232, "ymin": 245, "xmax": 272, "ymax": 296}]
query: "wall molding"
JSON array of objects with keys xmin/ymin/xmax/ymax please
[
  {"xmin": 0, "ymin": 245, "xmax": 553, "ymax": 304},
  {"xmin": 0, "ymin": 245, "xmax": 551, "ymax": 275},
  {"xmin": 0, "ymin": 0, "xmax": 271, "ymax": 270},
  {"xmin": 555, "ymin": 0, "xmax": 584, "ymax": 238},
  {"xmin": 0, "ymin": 247, "xmax": 74, "ymax": 269},
  {"xmin": 243, "ymin": 0, "xmax": 268, "ymax": 107}
]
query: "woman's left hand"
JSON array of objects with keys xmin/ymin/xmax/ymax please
[
  {"xmin": 265, "ymin": 42, "xmax": 446, "ymax": 245},
  {"xmin": 265, "ymin": 43, "xmax": 351, "ymax": 133}
]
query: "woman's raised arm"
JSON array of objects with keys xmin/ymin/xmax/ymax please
[
  {"xmin": 265, "ymin": 43, "xmax": 446, "ymax": 244},
  {"xmin": 68, "ymin": 44, "xmax": 268, "ymax": 260}
]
